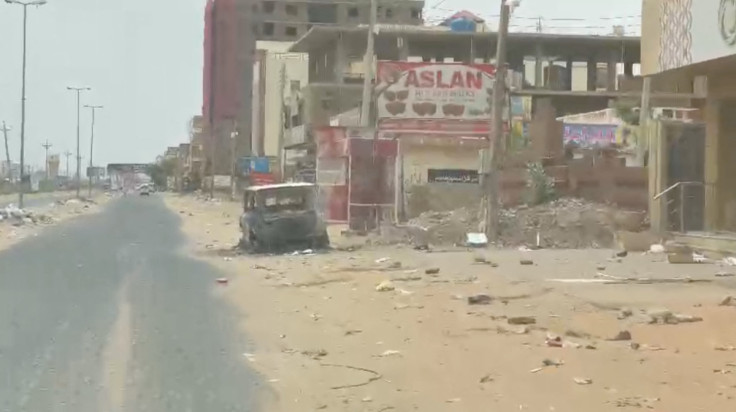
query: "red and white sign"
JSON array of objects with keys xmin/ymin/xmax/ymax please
[{"xmin": 376, "ymin": 62, "xmax": 496, "ymax": 129}]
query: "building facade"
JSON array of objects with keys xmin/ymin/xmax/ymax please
[{"xmin": 642, "ymin": 0, "xmax": 736, "ymax": 244}]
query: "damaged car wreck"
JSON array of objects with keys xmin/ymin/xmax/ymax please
[{"xmin": 238, "ymin": 182, "xmax": 330, "ymax": 253}]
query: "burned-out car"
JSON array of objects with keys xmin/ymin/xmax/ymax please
[{"xmin": 239, "ymin": 182, "xmax": 329, "ymax": 252}]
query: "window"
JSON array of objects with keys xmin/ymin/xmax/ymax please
[
  {"xmin": 262, "ymin": 1, "xmax": 274, "ymax": 13},
  {"xmin": 285, "ymin": 4, "xmax": 298, "ymax": 16},
  {"xmin": 347, "ymin": 7, "xmax": 359, "ymax": 18},
  {"xmin": 285, "ymin": 26, "xmax": 297, "ymax": 37},
  {"xmin": 385, "ymin": 8, "xmax": 393, "ymax": 19},
  {"xmin": 290, "ymin": 80, "xmax": 301, "ymax": 93},
  {"xmin": 263, "ymin": 22, "xmax": 274, "ymax": 36},
  {"xmin": 411, "ymin": 8, "xmax": 422, "ymax": 20}
]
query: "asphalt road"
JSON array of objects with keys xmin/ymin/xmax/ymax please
[{"xmin": 0, "ymin": 195, "xmax": 260, "ymax": 412}]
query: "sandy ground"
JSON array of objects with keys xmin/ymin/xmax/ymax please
[
  {"xmin": 165, "ymin": 193, "xmax": 736, "ymax": 412},
  {"xmin": 0, "ymin": 191, "xmax": 113, "ymax": 251}
]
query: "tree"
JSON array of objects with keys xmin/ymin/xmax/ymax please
[{"xmin": 147, "ymin": 157, "xmax": 177, "ymax": 189}]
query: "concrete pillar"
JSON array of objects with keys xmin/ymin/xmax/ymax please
[
  {"xmin": 534, "ymin": 43, "xmax": 543, "ymax": 87},
  {"xmin": 397, "ymin": 36, "xmax": 409, "ymax": 61},
  {"xmin": 468, "ymin": 37, "xmax": 476, "ymax": 63},
  {"xmin": 606, "ymin": 50, "xmax": 618, "ymax": 91},
  {"xmin": 333, "ymin": 35, "xmax": 347, "ymax": 83},
  {"xmin": 586, "ymin": 56, "xmax": 597, "ymax": 91},
  {"xmin": 704, "ymin": 98, "xmax": 721, "ymax": 230},
  {"xmin": 648, "ymin": 121, "xmax": 668, "ymax": 233},
  {"xmin": 565, "ymin": 57, "xmax": 573, "ymax": 91},
  {"xmin": 624, "ymin": 61, "xmax": 634, "ymax": 77}
]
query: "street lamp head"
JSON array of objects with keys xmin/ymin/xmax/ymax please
[{"xmin": 5, "ymin": 0, "xmax": 47, "ymax": 5}]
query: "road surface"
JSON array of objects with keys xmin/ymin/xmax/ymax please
[{"xmin": 0, "ymin": 195, "xmax": 260, "ymax": 412}]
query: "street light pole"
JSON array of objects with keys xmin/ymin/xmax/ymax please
[
  {"xmin": 5, "ymin": 0, "xmax": 47, "ymax": 208},
  {"xmin": 67, "ymin": 86, "xmax": 91, "ymax": 198},
  {"xmin": 63, "ymin": 150, "xmax": 72, "ymax": 180},
  {"xmin": 84, "ymin": 104, "xmax": 103, "ymax": 197}
]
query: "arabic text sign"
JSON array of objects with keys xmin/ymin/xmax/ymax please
[
  {"xmin": 376, "ymin": 62, "xmax": 496, "ymax": 122},
  {"xmin": 427, "ymin": 169, "xmax": 479, "ymax": 184},
  {"xmin": 563, "ymin": 123, "xmax": 617, "ymax": 148}
]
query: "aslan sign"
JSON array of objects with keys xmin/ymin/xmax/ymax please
[{"xmin": 376, "ymin": 62, "xmax": 496, "ymax": 121}]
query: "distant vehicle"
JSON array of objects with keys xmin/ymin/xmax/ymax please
[
  {"xmin": 239, "ymin": 182, "xmax": 329, "ymax": 253},
  {"xmin": 138, "ymin": 183, "xmax": 152, "ymax": 196}
]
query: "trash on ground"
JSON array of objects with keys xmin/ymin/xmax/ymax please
[
  {"xmin": 425, "ymin": 267, "xmax": 440, "ymax": 275},
  {"xmin": 375, "ymin": 257, "xmax": 390, "ymax": 263},
  {"xmin": 609, "ymin": 330, "xmax": 632, "ymax": 341},
  {"xmin": 723, "ymin": 257, "xmax": 736, "ymax": 266},
  {"xmin": 467, "ymin": 294, "xmax": 493, "ymax": 305},
  {"xmin": 649, "ymin": 244, "xmax": 665, "ymax": 254},
  {"xmin": 216, "ymin": 277, "xmax": 229, "ymax": 285},
  {"xmin": 379, "ymin": 349, "xmax": 402, "ymax": 357},
  {"xmin": 508, "ymin": 316, "xmax": 536, "ymax": 325},
  {"xmin": 466, "ymin": 232, "xmax": 488, "ymax": 247},
  {"xmin": 479, "ymin": 374, "xmax": 494, "ymax": 383},
  {"xmin": 520, "ymin": 259, "xmax": 534, "ymax": 265},
  {"xmin": 375, "ymin": 280, "xmax": 395, "ymax": 292},
  {"xmin": 719, "ymin": 296, "xmax": 736, "ymax": 306},
  {"xmin": 574, "ymin": 377, "xmax": 593, "ymax": 385}
]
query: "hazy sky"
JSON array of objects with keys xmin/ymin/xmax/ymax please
[{"xmin": 0, "ymin": 0, "xmax": 640, "ymax": 170}]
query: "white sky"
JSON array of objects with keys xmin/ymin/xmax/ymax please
[{"xmin": 0, "ymin": 0, "xmax": 641, "ymax": 169}]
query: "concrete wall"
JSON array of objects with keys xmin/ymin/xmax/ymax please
[
  {"xmin": 400, "ymin": 140, "xmax": 482, "ymax": 217},
  {"xmin": 302, "ymin": 83, "xmax": 363, "ymax": 126}
]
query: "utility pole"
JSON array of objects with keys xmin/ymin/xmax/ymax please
[
  {"xmin": 84, "ymin": 104, "xmax": 103, "ymax": 197},
  {"xmin": 277, "ymin": 63, "xmax": 286, "ymax": 181},
  {"xmin": 67, "ymin": 86, "xmax": 91, "ymax": 198},
  {"xmin": 637, "ymin": 76, "xmax": 651, "ymax": 166},
  {"xmin": 63, "ymin": 150, "xmax": 72, "ymax": 179},
  {"xmin": 41, "ymin": 139, "xmax": 51, "ymax": 180},
  {"xmin": 484, "ymin": 0, "xmax": 512, "ymax": 240},
  {"xmin": 6, "ymin": 0, "xmax": 48, "ymax": 209},
  {"xmin": 360, "ymin": 0, "xmax": 377, "ymax": 126},
  {"xmin": 1, "ymin": 122, "xmax": 11, "ymax": 181}
]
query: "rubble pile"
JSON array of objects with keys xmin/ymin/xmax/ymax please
[
  {"xmin": 406, "ymin": 207, "xmax": 481, "ymax": 246},
  {"xmin": 405, "ymin": 198, "xmax": 646, "ymax": 249},
  {"xmin": 0, "ymin": 204, "xmax": 56, "ymax": 226}
]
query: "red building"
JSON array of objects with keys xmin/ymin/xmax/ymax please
[{"xmin": 203, "ymin": 0, "xmax": 240, "ymax": 124}]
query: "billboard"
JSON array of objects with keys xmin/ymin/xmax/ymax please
[
  {"xmin": 657, "ymin": 0, "xmax": 736, "ymax": 72},
  {"xmin": 376, "ymin": 61, "xmax": 495, "ymax": 134},
  {"xmin": 562, "ymin": 124, "xmax": 617, "ymax": 148}
]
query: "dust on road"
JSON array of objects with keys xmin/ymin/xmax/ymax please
[{"xmin": 167, "ymin": 193, "xmax": 736, "ymax": 412}]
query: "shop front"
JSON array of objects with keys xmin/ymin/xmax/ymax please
[
  {"xmin": 644, "ymin": 0, "xmax": 736, "ymax": 251},
  {"xmin": 375, "ymin": 61, "xmax": 496, "ymax": 220}
]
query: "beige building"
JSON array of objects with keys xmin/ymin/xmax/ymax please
[{"xmin": 642, "ymin": 0, "xmax": 736, "ymax": 251}]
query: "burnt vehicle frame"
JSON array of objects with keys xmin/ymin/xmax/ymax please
[{"xmin": 238, "ymin": 183, "xmax": 329, "ymax": 253}]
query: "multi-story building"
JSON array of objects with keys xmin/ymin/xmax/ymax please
[
  {"xmin": 641, "ymin": 0, "xmax": 736, "ymax": 250},
  {"xmin": 253, "ymin": 0, "xmax": 424, "ymax": 41},
  {"xmin": 202, "ymin": 0, "xmax": 425, "ymax": 179}
]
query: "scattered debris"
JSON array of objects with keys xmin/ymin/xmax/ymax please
[
  {"xmin": 467, "ymin": 294, "xmax": 493, "ymax": 305},
  {"xmin": 609, "ymin": 330, "xmax": 632, "ymax": 341},
  {"xmin": 361, "ymin": 396, "xmax": 373, "ymax": 402},
  {"xmin": 479, "ymin": 374, "xmax": 494, "ymax": 383},
  {"xmin": 520, "ymin": 259, "xmax": 534, "ymax": 266},
  {"xmin": 615, "ymin": 250, "xmax": 628, "ymax": 258},
  {"xmin": 723, "ymin": 257, "xmax": 736, "ymax": 266},
  {"xmin": 445, "ymin": 398, "xmax": 462, "ymax": 403},
  {"xmin": 630, "ymin": 342, "xmax": 641, "ymax": 350},
  {"xmin": 375, "ymin": 280, "xmax": 395, "ymax": 292},
  {"xmin": 301, "ymin": 349, "xmax": 328, "ymax": 359},
  {"xmin": 649, "ymin": 244, "xmax": 666, "ymax": 254},
  {"xmin": 564, "ymin": 329, "xmax": 590, "ymax": 339},
  {"xmin": 719, "ymin": 296, "xmax": 736, "ymax": 306},
  {"xmin": 320, "ymin": 363, "xmax": 382, "ymax": 390},
  {"xmin": 542, "ymin": 358, "xmax": 564, "ymax": 367},
  {"xmin": 466, "ymin": 232, "xmax": 488, "ymax": 247},
  {"xmin": 375, "ymin": 257, "xmax": 390, "ymax": 264},
  {"xmin": 545, "ymin": 335, "xmax": 563, "ymax": 347},
  {"xmin": 618, "ymin": 308, "xmax": 634, "ymax": 319},
  {"xmin": 714, "ymin": 345, "xmax": 736, "ymax": 351},
  {"xmin": 647, "ymin": 309, "xmax": 702, "ymax": 325},
  {"xmin": 508, "ymin": 316, "xmax": 536, "ymax": 325},
  {"xmin": 216, "ymin": 277, "xmax": 229, "ymax": 285},
  {"xmin": 573, "ymin": 377, "xmax": 593, "ymax": 385},
  {"xmin": 716, "ymin": 271, "xmax": 735, "ymax": 278},
  {"xmin": 424, "ymin": 267, "xmax": 440, "ymax": 275},
  {"xmin": 379, "ymin": 350, "xmax": 402, "ymax": 357}
]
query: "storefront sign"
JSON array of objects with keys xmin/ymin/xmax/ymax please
[
  {"xmin": 563, "ymin": 123, "xmax": 617, "ymax": 148},
  {"xmin": 376, "ymin": 62, "xmax": 496, "ymax": 123},
  {"xmin": 427, "ymin": 169, "xmax": 479, "ymax": 184}
]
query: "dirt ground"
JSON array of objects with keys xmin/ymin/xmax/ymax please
[
  {"xmin": 165, "ymin": 193, "xmax": 736, "ymax": 412},
  {"xmin": 0, "ymin": 192, "xmax": 112, "ymax": 251}
]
